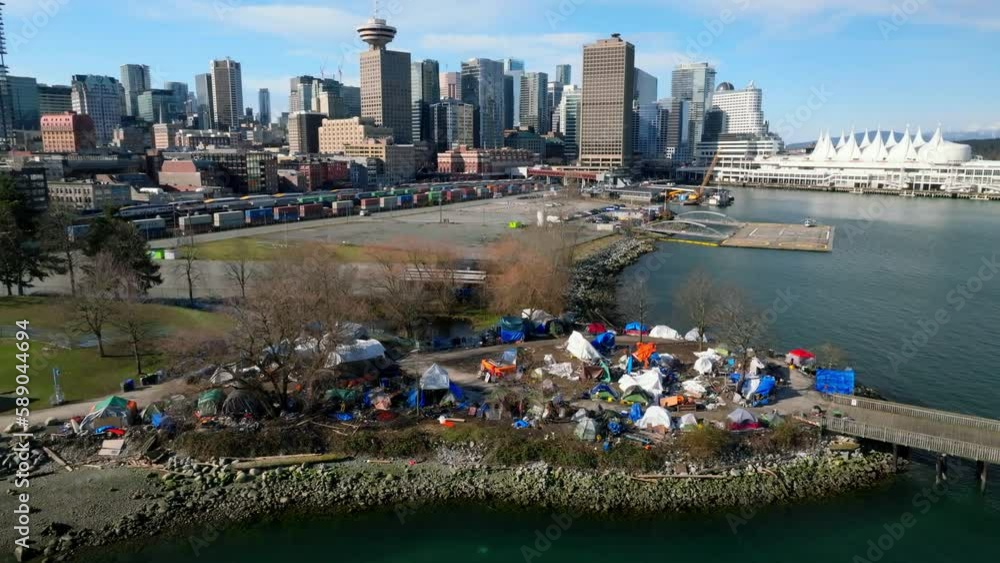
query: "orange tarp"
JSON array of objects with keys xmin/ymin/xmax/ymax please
[{"xmin": 634, "ymin": 342, "xmax": 656, "ymax": 366}]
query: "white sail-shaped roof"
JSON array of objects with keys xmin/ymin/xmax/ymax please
[
  {"xmin": 885, "ymin": 129, "xmax": 898, "ymax": 149},
  {"xmin": 917, "ymin": 126, "xmax": 971, "ymax": 164},
  {"xmin": 859, "ymin": 129, "xmax": 872, "ymax": 149},
  {"xmin": 810, "ymin": 130, "xmax": 836, "ymax": 161},
  {"xmin": 861, "ymin": 128, "xmax": 888, "ymax": 162},
  {"xmin": 912, "ymin": 127, "xmax": 927, "ymax": 148},
  {"xmin": 888, "ymin": 127, "xmax": 919, "ymax": 162},
  {"xmin": 835, "ymin": 128, "xmax": 861, "ymax": 161},
  {"xmin": 835, "ymin": 131, "xmax": 847, "ymax": 149}
]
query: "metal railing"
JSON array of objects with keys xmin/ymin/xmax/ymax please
[
  {"xmin": 827, "ymin": 417, "xmax": 1000, "ymax": 465},
  {"xmin": 827, "ymin": 394, "xmax": 1000, "ymax": 433}
]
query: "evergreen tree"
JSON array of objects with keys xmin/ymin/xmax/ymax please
[
  {"xmin": 83, "ymin": 213, "xmax": 162, "ymax": 293},
  {"xmin": 0, "ymin": 174, "xmax": 62, "ymax": 295}
]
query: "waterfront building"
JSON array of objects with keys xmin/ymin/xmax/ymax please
[
  {"xmin": 520, "ymin": 71, "xmax": 549, "ymax": 134},
  {"xmin": 430, "ymin": 98, "xmax": 475, "ymax": 151},
  {"xmin": 41, "ymin": 112, "xmax": 96, "ymax": 153},
  {"xmin": 462, "ymin": 58, "xmax": 505, "ymax": 148},
  {"xmin": 119, "ymin": 64, "xmax": 150, "ymax": 118},
  {"xmin": 671, "ymin": 62, "xmax": 716, "ymax": 147},
  {"xmin": 258, "ymin": 88, "xmax": 271, "ymax": 124},
  {"xmin": 318, "ymin": 116, "xmax": 393, "ymax": 154},
  {"xmin": 210, "ymin": 58, "xmax": 243, "ymax": 131},
  {"xmin": 439, "ymin": 72, "xmax": 460, "ymax": 100},
  {"xmin": 194, "ymin": 73, "xmax": 214, "ymax": 130},
  {"xmin": 579, "ymin": 34, "xmax": 635, "ymax": 171},
  {"xmin": 358, "ymin": 16, "xmax": 412, "ymax": 144},
  {"xmin": 38, "ymin": 84, "xmax": 72, "ymax": 116},
  {"xmin": 411, "ymin": 59, "xmax": 440, "ymax": 143},
  {"xmin": 71, "ymin": 75, "xmax": 124, "ymax": 146},
  {"xmin": 555, "ymin": 64, "xmax": 571, "ymax": 86},
  {"xmin": 710, "ymin": 81, "xmax": 765, "ymax": 137}
]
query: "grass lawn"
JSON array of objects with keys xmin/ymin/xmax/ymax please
[
  {"xmin": 0, "ymin": 296, "xmax": 232, "ymax": 335},
  {"xmin": 187, "ymin": 237, "xmax": 413, "ymax": 264}
]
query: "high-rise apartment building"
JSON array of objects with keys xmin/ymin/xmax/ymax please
[
  {"xmin": 38, "ymin": 84, "xmax": 72, "ymax": 115},
  {"xmin": 502, "ymin": 75, "xmax": 514, "ymax": 130},
  {"xmin": 288, "ymin": 111, "xmax": 326, "ymax": 154},
  {"xmin": 71, "ymin": 75, "xmax": 124, "ymax": 146},
  {"xmin": 634, "ymin": 67, "xmax": 657, "ymax": 106},
  {"xmin": 547, "ymin": 81, "xmax": 563, "ymax": 129},
  {"xmin": 439, "ymin": 72, "xmax": 460, "ymax": 100},
  {"xmin": 210, "ymin": 58, "xmax": 243, "ymax": 131},
  {"xmin": 194, "ymin": 73, "xmax": 214, "ymax": 130},
  {"xmin": 664, "ymin": 97, "xmax": 691, "ymax": 162},
  {"xmin": 358, "ymin": 16, "xmax": 412, "ymax": 144},
  {"xmin": 504, "ymin": 69, "xmax": 523, "ymax": 128},
  {"xmin": 137, "ymin": 89, "xmax": 177, "ymax": 123},
  {"xmin": 671, "ymin": 62, "xmax": 716, "ymax": 145},
  {"xmin": 430, "ymin": 98, "xmax": 475, "ymax": 151},
  {"xmin": 258, "ymin": 88, "xmax": 271, "ymax": 124},
  {"xmin": 555, "ymin": 64, "xmax": 571, "ymax": 86},
  {"xmin": 317, "ymin": 116, "xmax": 393, "ymax": 154},
  {"xmin": 635, "ymin": 98, "xmax": 670, "ymax": 159},
  {"xmin": 462, "ymin": 58, "xmax": 505, "ymax": 148},
  {"xmin": 411, "ymin": 59, "xmax": 440, "ymax": 143},
  {"xmin": 557, "ymin": 85, "xmax": 582, "ymax": 161},
  {"xmin": 503, "ymin": 59, "xmax": 525, "ymax": 72},
  {"xmin": 7, "ymin": 76, "xmax": 40, "ymax": 130},
  {"xmin": 579, "ymin": 34, "xmax": 635, "ymax": 170},
  {"xmin": 709, "ymin": 81, "xmax": 765, "ymax": 136},
  {"xmin": 519, "ymin": 71, "xmax": 549, "ymax": 134},
  {"xmin": 119, "ymin": 64, "xmax": 150, "ymax": 118}
]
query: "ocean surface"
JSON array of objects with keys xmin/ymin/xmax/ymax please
[{"xmin": 98, "ymin": 189, "xmax": 1000, "ymax": 563}]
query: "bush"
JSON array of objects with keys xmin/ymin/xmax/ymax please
[
  {"xmin": 173, "ymin": 425, "xmax": 323, "ymax": 459},
  {"xmin": 341, "ymin": 427, "xmax": 434, "ymax": 458},
  {"xmin": 768, "ymin": 421, "xmax": 816, "ymax": 450},
  {"xmin": 679, "ymin": 425, "xmax": 732, "ymax": 463}
]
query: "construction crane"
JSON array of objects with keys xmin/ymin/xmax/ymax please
[{"xmin": 687, "ymin": 153, "xmax": 721, "ymax": 206}]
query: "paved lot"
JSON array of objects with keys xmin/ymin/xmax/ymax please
[{"xmin": 722, "ymin": 222, "xmax": 834, "ymax": 252}]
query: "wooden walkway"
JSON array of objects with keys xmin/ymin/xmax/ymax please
[{"xmin": 823, "ymin": 395, "xmax": 1000, "ymax": 464}]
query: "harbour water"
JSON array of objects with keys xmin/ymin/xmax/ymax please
[{"xmin": 99, "ymin": 189, "xmax": 1000, "ymax": 563}]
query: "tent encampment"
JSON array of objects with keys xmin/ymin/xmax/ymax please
[
  {"xmin": 637, "ymin": 406, "xmax": 673, "ymax": 432},
  {"xmin": 566, "ymin": 331, "xmax": 603, "ymax": 362},
  {"xmin": 81, "ymin": 396, "xmax": 137, "ymax": 430},
  {"xmin": 420, "ymin": 364, "xmax": 451, "ymax": 390},
  {"xmin": 196, "ymin": 389, "xmax": 224, "ymax": 418},
  {"xmin": 678, "ymin": 413, "xmax": 699, "ymax": 430},
  {"xmin": 649, "ymin": 325, "xmax": 682, "ymax": 340},
  {"xmin": 786, "ymin": 349, "xmax": 816, "ymax": 367},
  {"xmin": 222, "ymin": 390, "xmax": 265, "ymax": 418},
  {"xmin": 727, "ymin": 408, "xmax": 760, "ymax": 431},
  {"xmin": 324, "ymin": 339, "xmax": 386, "ymax": 367},
  {"xmin": 684, "ymin": 328, "xmax": 709, "ymax": 343},
  {"xmin": 624, "ymin": 322, "xmax": 650, "ymax": 335}
]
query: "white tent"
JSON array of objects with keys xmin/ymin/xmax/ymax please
[
  {"xmin": 747, "ymin": 357, "xmax": 766, "ymax": 376},
  {"xmin": 420, "ymin": 363, "xmax": 451, "ymax": 390},
  {"xmin": 727, "ymin": 408, "xmax": 757, "ymax": 425},
  {"xmin": 682, "ymin": 379, "xmax": 708, "ymax": 397},
  {"xmin": 565, "ymin": 331, "xmax": 603, "ymax": 362},
  {"xmin": 637, "ymin": 406, "xmax": 673, "ymax": 431},
  {"xmin": 324, "ymin": 339, "xmax": 386, "ymax": 367},
  {"xmin": 522, "ymin": 309, "xmax": 557, "ymax": 326},
  {"xmin": 678, "ymin": 413, "xmax": 699, "ymax": 429},
  {"xmin": 618, "ymin": 370, "xmax": 664, "ymax": 399},
  {"xmin": 209, "ymin": 366, "xmax": 235, "ymax": 385},
  {"xmin": 685, "ymin": 328, "xmax": 709, "ymax": 343},
  {"xmin": 693, "ymin": 357, "xmax": 715, "ymax": 375},
  {"xmin": 650, "ymin": 325, "xmax": 682, "ymax": 340}
]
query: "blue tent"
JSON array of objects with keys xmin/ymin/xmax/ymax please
[
  {"xmin": 624, "ymin": 322, "xmax": 650, "ymax": 334},
  {"xmin": 816, "ymin": 369, "xmax": 855, "ymax": 395},
  {"xmin": 629, "ymin": 403, "xmax": 643, "ymax": 423},
  {"xmin": 591, "ymin": 332, "xmax": 616, "ymax": 354},
  {"xmin": 499, "ymin": 316, "xmax": 529, "ymax": 343},
  {"xmin": 590, "ymin": 383, "xmax": 619, "ymax": 402}
]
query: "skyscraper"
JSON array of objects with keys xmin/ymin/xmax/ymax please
[
  {"xmin": 634, "ymin": 67, "xmax": 657, "ymax": 106},
  {"xmin": 462, "ymin": 58, "xmax": 505, "ymax": 148},
  {"xmin": 503, "ymin": 59, "xmax": 525, "ymax": 72},
  {"xmin": 504, "ymin": 69, "xmax": 523, "ymax": 128},
  {"xmin": 671, "ymin": 62, "xmax": 716, "ymax": 145},
  {"xmin": 194, "ymin": 73, "xmax": 214, "ymax": 130},
  {"xmin": 547, "ymin": 81, "xmax": 563, "ymax": 128},
  {"xmin": 258, "ymin": 88, "xmax": 271, "ymax": 124},
  {"xmin": 7, "ymin": 76, "xmax": 40, "ymax": 130},
  {"xmin": 341, "ymin": 86, "xmax": 361, "ymax": 117},
  {"xmin": 119, "ymin": 64, "xmax": 150, "ymax": 118},
  {"xmin": 579, "ymin": 34, "xmax": 635, "ymax": 170},
  {"xmin": 635, "ymin": 98, "xmax": 671, "ymax": 159},
  {"xmin": 210, "ymin": 58, "xmax": 243, "ymax": 131},
  {"xmin": 164, "ymin": 81, "xmax": 189, "ymax": 118},
  {"xmin": 519, "ymin": 71, "xmax": 549, "ymax": 134},
  {"xmin": 502, "ymin": 75, "xmax": 514, "ymax": 130},
  {"xmin": 557, "ymin": 85, "xmax": 582, "ymax": 161},
  {"xmin": 555, "ymin": 64, "xmax": 571, "ymax": 86},
  {"xmin": 430, "ymin": 98, "xmax": 475, "ymax": 151},
  {"xmin": 664, "ymin": 97, "xmax": 691, "ymax": 162},
  {"xmin": 71, "ymin": 75, "xmax": 124, "ymax": 146},
  {"xmin": 289, "ymin": 76, "xmax": 315, "ymax": 113},
  {"xmin": 439, "ymin": 72, "xmax": 460, "ymax": 100},
  {"xmin": 710, "ymin": 81, "xmax": 765, "ymax": 136},
  {"xmin": 411, "ymin": 59, "xmax": 440, "ymax": 143},
  {"xmin": 0, "ymin": 4, "xmax": 13, "ymax": 149},
  {"xmin": 358, "ymin": 16, "xmax": 412, "ymax": 144},
  {"xmin": 38, "ymin": 84, "xmax": 72, "ymax": 116}
]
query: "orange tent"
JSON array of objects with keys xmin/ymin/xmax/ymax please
[{"xmin": 634, "ymin": 342, "xmax": 657, "ymax": 367}]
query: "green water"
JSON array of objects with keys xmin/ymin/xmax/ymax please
[{"xmin": 100, "ymin": 189, "xmax": 1000, "ymax": 562}]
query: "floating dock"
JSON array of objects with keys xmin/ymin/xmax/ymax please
[{"xmin": 721, "ymin": 222, "xmax": 834, "ymax": 252}]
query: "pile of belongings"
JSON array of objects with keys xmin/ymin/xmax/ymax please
[
  {"xmin": 684, "ymin": 328, "xmax": 709, "ymax": 343},
  {"xmin": 566, "ymin": 331, "xmax": 603, "ymax": 362},
  {"xmin": 499, "ymin": 316, "xmax": 531, "ymax": 343},
  {"xmin": 678, "ymin": 413, "xmax": 700, "ymax": 430},
  {"xmin": 636, "ymin": 405, "xmax": 673, "ymax": 433},
  {"xmin": 649, "ymin": 325, "xmax": 682, "ymax": 340},
  {"xmin": 590, "ymin": 331, "xmax": 616, "ymax": 355},
  {"xmin": 624, "ymin": 322, "xmax": 650, "ymax": 336},
  {"xmin": 577, "ymin": 363, "xmax": 610, "ymax": 382},
  {"xmin": 324, "ymin": 387, "xmax": 360, "ymax": 409},
  {"xmin": 535, "ymin": 354, "xmax": 575, "ymax": 380},
  {"xmin": 617, "ymin": 369, "xmax": 665, "ymax": 403},
  {"xmin": 196, "ymin": 389, "xmax": 225, "ymax": 418},
  {"xmin": 785, "ymin": 348, "xmax": 816, "ymax": 368},
  {"xmin": 693, "ymin": 348, "xmax": 725, "ymax": 375},
  {"xmin": 80, "ymin": 396, "xmax": 137, "ymax": 432},
  {"xmin": 681, "ymin": 379, "xmax": 708, "ymax": 399},
  {"xmin": 760, "ymin": 411, "xmax": 785, "ymax": 427},
  {"xmin": 575, "ymin": 416, "xmax": 599, "ymax": 441},
  {"xmin": 222, "ymin": 389, "xmax": 266, "ymax": 419},
  {"xmin": 727, "ymin": 408, "xmax": 761, "ymax": 431}
]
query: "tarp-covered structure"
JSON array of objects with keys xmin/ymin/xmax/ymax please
[
  {"xmin": 786, "ymin": 349, "xmax": 816, "ymax": 367},
  {"xmin": 324, "ymin": 339, "xmax": 386, "ymax": 367},
  {"xmin": 222, "ymin": 390, "xmax": 266, "ymax": 418},
  {"xmin": 575, "ymin": 418, "xmax": 598, "ymax": 441},
  {"xmin": 624, "ymin": 322, "xmax": 650, "ymax": 335},
  {"xmin": 566, "ymin": 331, "xmax": 603, "ymax": 362},
  {"xmin": 420, "ymin": 364, "xmax": 451, "ymax": 390},
  {"xmin": 81, "ymin": 396, "xmax": 137, "ymax": 430},
  {"xmin": 685, "ymin": 328, "xmax": 709, "ymax": 343},
  {"xmin": 678, "ymin": 413, "xmax": 699, "ymax": 430},
  {"xmin": 586, "ymin": 323, "xmax": 607, "ymax": 335},
  {"xmin": 499, "ymin": 316, "xmax": 531, "ymax": 343},
  {"xmin": 591, "ymin": 332, "xmax": 616, "ymax": 355},
  {"xmin": 618, "ymin": 370, "xmax": 664, "ymax": 400},
  {"xmin": 197, "ymin": 389, "xmax": 224, "ymax": 417},
  {"xmin": 741, "ymin": 376, "xmax": 777, "ymax": 407},
  {"xmin": 637, "ymin": 406, "xmax": 672, "ymax": 432},
  {"xmin": 815, "ymin": 368, "xmax": 855, "ymax": 395},
  {"xmin": 650, "ymin": 325, "xmax": 682, "ymax": 340}
]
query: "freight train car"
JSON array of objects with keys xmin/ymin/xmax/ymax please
[
  {"xmin": 299, "ymin": 203, "xmax": 325, "ymax": 220},
  {"xmin": 245, "ymin": 207, "xmax": 271, "ymax": 226},
  {"xmin": 178, "ymin": 214, "xmax": 213, "ymax": 234},
  {"xmin": 132, "ymin": 218, "xmax": 166, "ymax": 239},
  {"xmin": 274, "ymin": 205, "xmax": 299, "ymax": 222},
  {"xmin": 213, "ymin": 210, "xmax": 246, "ymax": 230}
]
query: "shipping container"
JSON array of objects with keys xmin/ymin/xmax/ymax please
[
  {"xmin": 360, "ymin": 198, "xmax": 379, "ymax": 211},
  {"xmin": 214, "ymin": 210, "xmax": 245, "ymax": 229},
  {"xmin": 67, "ymin": 224, "xmax": 90, "ymax": 242},
  {"xmin": 332, "ymin": 201, "xmax": 354, "ymax": 216},
  {"xmin": 299, "ymin": 203, "xmax": 324, "ymax": 220},
  {"xmin": 379, "ymin": 196, "xmax": 399, "ymax": 210},
  {"xmin": 132, "ymin": 218, "xmax": 166, "ymax": 238},
  {"xmin": 245, "ymin": 207, "xmax": 271, "ymax": 226},
  {"xmin": 274, "ymin": 205, "xmax": 299, "ymax": 222},
  {"xmin": 399, "ymin": 194, "xmax": 414, "ymax": 206}
]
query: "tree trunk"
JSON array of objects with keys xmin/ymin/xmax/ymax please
[
  {"xmin": 66, "ymin": 252, "xmax": 77, "ymax": 296},
  {"xmin": 96, "ymin": 332, "xmax": 106, "ymax": 357},
  {"xmin": 132, "ymin": 338, "xmax": 142, "ymax": 375},
  {"xmin": 187, "ymin": 272, "xmax": 194, "ymax": 305}
]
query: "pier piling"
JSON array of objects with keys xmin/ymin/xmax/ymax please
[
  {"xmin": 936, "ymin": 455, "xmax": 948, "ymax": 485},
  {"xmin": 977, "ymin": 461, "xmax": 989, "ymax": 493}
]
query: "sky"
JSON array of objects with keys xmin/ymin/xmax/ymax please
[{"xmin": 4, "ymin": 0, "xmax": 999, "ymax": 142}]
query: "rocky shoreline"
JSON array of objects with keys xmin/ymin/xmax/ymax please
[{"xmin": 20, "ymin": 448, "xmax": 898, "ymax": 562}]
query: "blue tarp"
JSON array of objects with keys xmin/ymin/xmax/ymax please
[
  {"xmin": 629, "ymin": 403, "xmax": 643, "ymax": 423},
  {"xmin": 591, "ymin": 332, "xmax": 616, "ymax": 354},
  {"xmin": 449, "ymin": 382, "xmax": 465, "ymax": 402},
  {"xmin": 499, "ymin": 329, "xmax": 525, "ymax": 343},
  {"xmin": 816, "ymin": 369, "xmax": 855, "ymax": 395},
  {"xmin": 624, "ymin": 322, "xmax": 650, "ymax": 333},
  {"xmin": 590, "ymin": 383, "xmax": 619, "ymax": 401}
]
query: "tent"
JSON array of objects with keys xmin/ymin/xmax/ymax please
[
  {"xmin": 522, "ymin": 309, "xmax": 557, "ymax": 328},
  {"xmin": 633, "ymin": 342, "xmax": 656, "ymax": 366},
  {"xmin": 566, "ymin": 331, "xmax": 603, "ymax": 362},
  {"xmin": 209, "ymin": 366, "xmax": 235, "ymax": 385},
  {"xmin": 586, "ymin": 322, "xmax": 607, "ymax": 335},
  {"xmin": 140, "ymin": 402, "xmax": 164, "ymax": 424},
  {"xmin": 577, "ymin": 364, "xmax": 609, "ymax": 382},
  {"xmin": 742, "ymin": 376, "xmax": 777, "ymax": 407},
  {"xmin": 761, "ymin": 412, "xmax": 785, "ymax": 427},
  {"xmin": 678, "ymin": 413, "xmax": 700, "ymax": 430},
  {"xmin": 324, "ymin": 339, "xmax": 386, "ymax": 367},
  {"xmin": 591, "ymin": 332, "xmax": 616, "ymax": 354},
  {"xmin": 621, "ymin": 386, "xmax": 653, "ymax": 406},
  {"xmin": 786, "ymin": 349, "xmax": 816, "ymax": 367},
  {"xmin": 324, "ymin": 387, "xmax": 360, "ymax": 406},
  {"xmin": 747, "ymin": 357, "xmax": 767, "ymax": 377},
  {"xmin": 624, "ymin": 322, "xmax": 650, "ymax": 335},
  {"xmin": 499, "ymin": 316, "xmax": 530, "ymax": 343},
  {"xmin": 222, "ymin": 390, "xmax": 265, "ymax": 418},
  {"xmin": 693, "ymin": 356, "xmax": 715, "ymax": 375},
  {"xmin": 637, "ymin": 406, "xmax": 673, "ymax": 432},
  {"xmin": 196, "ymin": 389, "xmax": 224, "ymax": 417},
  {"xmin": 618, "ymin": 370, "xmax": 664, "ymax": 399},
  {"xmin": 590, "ymin": 383, "xmax": 619, "ymax": 402},
  {"xmin": 420, "ymin": 364, "xmax": 451, "ymax": 390},
  {"xmin": 575, "ymin": 418, "xmax": 598, "ymax": 441},
  {"xmin": 727, "ymin": 408, "xmax": 760, "ymax": 431},
  {"xmin": 81, "ymin": 396, "xmax": 137, "ymax": 430},
  {"xmin": 649, "ymin": 325, "xmax": 682, "ymax": 340},
  {"xmin": 685, "ymin": 328, "xmax": 709, "ymax": 343},
  {"xmin": 681, "ymin": 379, "xmax": 708, "ymax": 398}
]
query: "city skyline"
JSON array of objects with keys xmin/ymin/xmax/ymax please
[{"xmin": 3, "ymin": 0, "xmax": 1000, "ymax": 141}]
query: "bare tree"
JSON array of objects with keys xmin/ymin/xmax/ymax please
[
  {"xmin": 487, "ymin": 225, "xmax": 580, "ymax": 318},
  {"xmin": 72, "ymin": 252, "xmax": 120, "ymax": 357},
  {"xmin": 711, "ymin": 287, "xmax": 769, "ymax": 373},
  {"xmin": 621, "ymin": 276, "xmax": 652, "ymax": 343},
  {"xmin": 675, "ymin": 269, "xmax": 717, "ymax": 350},
  {"xmin": 114, "ymin": 271, "xmax": 157, "ymax": 375},
  {"xmin": 369, "ymin": 243, "xmax": 460, "ymax": 339},
  {"xmin": 814, "ymin": 342, "xmax": 848, "ymax": 369},
  {"xmin": 223, "ymin": 255, "xmax": 254, "ymax": 300},
  {"xmin": 178, "ymin": 234, "xmax": 200, "ymax": 305},
  {"xmin": 42, "ymin": 204, "xmax": 80, "ymax": 296}
]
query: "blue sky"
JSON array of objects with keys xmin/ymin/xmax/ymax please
[{"xmin": 5, "ymin": 0, "xmax": 999, "ymax": 142}]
